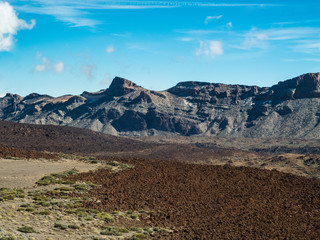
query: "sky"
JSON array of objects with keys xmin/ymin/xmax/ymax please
[{"xmin": 0, "ymin": 0, "xmax": 320, "ymax": 97}]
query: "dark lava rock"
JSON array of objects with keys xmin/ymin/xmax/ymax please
[
  {"xmin": 271, "ymin": 73, "xmax": 320, "ymax": 101},
  {"xmin": 106, "ymin": 76, "xmax": 139, "ymax": 97}
]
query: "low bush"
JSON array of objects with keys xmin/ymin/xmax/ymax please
[
  {"xmin": 100, "ymin": 226, "xmax": 123, "ymax": 236},
  {"xmin": 54, "ymin": 223, "xmax": 68, "ymax": 230},
  {"xmin": 17, "ymin": 226, "xmax": 36, "ymax": 233},
  {"xmin": 68, "ymin": 224, "xmax": 80, "ymax": 229},
  {"xmin": 94, "ymin": 212, "xmax": 114, "ymax": 222}
]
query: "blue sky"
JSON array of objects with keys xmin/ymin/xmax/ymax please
[{"xmin": 0, "ymin": 0, "xmax": 320, "ymax": 97}]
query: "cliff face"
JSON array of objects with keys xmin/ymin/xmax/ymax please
[{"xmin": 2, "ymin": 73, "xmax": 320, "ymax": 138}]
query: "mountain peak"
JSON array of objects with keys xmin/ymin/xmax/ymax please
[
  {"xmin": 270, "ymin": 72, "xmax": 320, "ymax": 100},
  {"xmin": 107, "ymin": 77, "xmax": 140, "ymax": 97}
]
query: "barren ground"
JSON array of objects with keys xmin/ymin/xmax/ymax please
[
  {"xmin": 0, "ymin": 121, "xmax": 320, "ymax": 239},
  {"xmin": 0, "ymin": 158, "xmax": 103, "ymax": 189}
]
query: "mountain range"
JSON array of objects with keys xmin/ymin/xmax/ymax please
[{"xmin": 1, "ymin": 72, "xmax": 320, "ymax": 138}]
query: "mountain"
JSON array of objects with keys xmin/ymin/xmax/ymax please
[{"xmin": 2, "ymin": 73, "xmax": 320, "ymax": 138}]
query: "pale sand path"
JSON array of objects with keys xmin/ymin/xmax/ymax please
[{"xmin": 0, "ymin": 158, "xmax": 103, "ymax": 189}]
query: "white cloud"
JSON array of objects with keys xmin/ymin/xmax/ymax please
[
  {"xmin": 195, "ymin": 40, "xmax": 223, "ymax": 58},
  {"xmin": 204, "ymin": 15, "xmax": 222, "ymax": 24},
  {"xmin": 33, "ymin": 64, "xmax": 46, "ymax": 72},
  {"xmin": 227, "ymin": 22, "xmax": 233, "ymax": 28},
  {"xmin": 178, "ymin": 30, "xmax": 224, "ymax": 35},
  {"xmin": 54, "ymin": 61, "xmax": 65, "ymax": 74},
  {"xmin": 291, "ymin": 41, "xmax": 320, "ymax": 54},
  {"xmin": 111, "ymin": 32, "xmax": 131, "ymax": 37},
  {"xmin": 284, "ymin": 58, "xmax": 320, "ymax": 62},
  {"xmin": 240, "ymin": 27, "xmax": 320, "ymax": 50},
  {"xmin": 199, "ymin": 3, "xmax": 279, "ymax": 7},
  {"xmin": 178, "ymin": 37, "xmax": 193, "ymax": 42},
  {"xmin": 0, "ymin": 1, "xmax": 35, "ymax": 51},
  {"xmin": 33, "ymin": 56, "xmax": 47, "ymax": 72},
  {"xmin": 14, "ymin": 1, "xmax": 175, "ymax": 27},
  {"xmin": 33, "ymin": 55, "xmax": 65, "ymax": 74},
  {"xmin": 14, "ymin": 1, "xmax": 278, "ymax": 28},
  {"xmin": 0, "ymin": 35, "xmax": 13, "ymax": 51},
  {"xmin": 105, "ymin": 45, "xmax": 115, "ymax": 53},
  {"xmin": 82, "ymin": 64, "xmax": 96, "ymax": 80}
]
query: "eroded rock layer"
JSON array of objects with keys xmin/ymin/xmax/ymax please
[{"xmin": 2, "ymin": 73, "xmax": 320, "ymax": 138}]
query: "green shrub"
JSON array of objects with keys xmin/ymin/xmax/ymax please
[
  {"xmin": 100, "ymin": 226, "xmax": 122, "ymax": 236},
  {"xmin": 65, "ymin": 169, "xmax": 79, "ymax": 176},
  {"xmin": 119, "ymin": 227, "xmax": 129, "ymax": 233},
  {"xmin": 130, "ymin": 226, "xmax": 139, "ymax": 231},
  {"xmin": 129, "ymin": 233, "xmax": 147, "ymax": 240},
  {"xmin": 0, "ymin": 188, "xmax": 25, "ymax": 201},
  {"xmin": 131, "ymin": 213, "xmax": 139, "ymax": 219},
  {"xmin": 36, "ymin": 175, "xmax": 56, "ymax": 185},
  {"xmin": 25, "ymin": 207, "xmax": 35, "ymax": 212},
  {"xmin": 54, "ymin": 223, "xmax": 68, "ymax": 230},
  {"xmin": 77, "ymin": 211, "xmax": 88, "ymax": 218},
  {"xmin": 36, "ymin": 169, "xmax": 79, "ymax": 186},
  {"xmin": 37, "ymin": 210, "xmax": 50, "ymax": 215},
  {"xmin": 109, "ymin": 161, "xmax": 121, "ymax": 166},
  {"xmin": 85, "ymin": 216, "xmax": 94, "ymax": 221},
  {"xmin": 20, "ymin": 203, "xmax": 31, "ymax": 208},
  {"xmin": 74, "ymin": 183, "xmax": 89, "ymax": 191},
  {"xmin": 68, "ymin": 224, "xmax": 80, "ymax": 229},
  {"xmin": 0, "ymin": 235, "xmax": 16, "ymax": 240},
  {"xmin": 54, "ymin": 186, "xmax": 73, "ymax": 192},
  {"xmin": 144, "ymin": 227, "xmax": 154, "ymax": 234},
  {"xmin": 94, "ymin": 212, "xmax": 114, "ymax": 222},
  {"xmin": 17, "ymin": 226, "xmax": 36, "ymax": 233}
]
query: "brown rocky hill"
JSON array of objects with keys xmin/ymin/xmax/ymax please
[{"xmin": 2, "ymin": 73, "xmax": 320, "ymax": 138}]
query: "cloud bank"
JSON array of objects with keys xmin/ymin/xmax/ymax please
[{"xmin": 0, "ymin": 1, "xmax": 35, "ymax": 51}]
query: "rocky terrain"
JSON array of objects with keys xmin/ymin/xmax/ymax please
[
  {"xmin": 0, "ymin": 121, "xmax": 320, "ymax": 239},
  {"xmin": 2, "ymin": 72, "xmax": 320, "ymax": 138},
  {"xmin": 0, "ymin": 145, "xmax": 320, "ymax": 239}
]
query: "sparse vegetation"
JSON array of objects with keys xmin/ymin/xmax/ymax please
[
  {"xmin": 17, "ymin": 226, "xmax": 36, "ymax": 233},
  {"xmin": 68, "ymin": 224, "xmax": 80, "ymax": 229},
  {"xmin": 37, "ymin": 209, "xmax": 50, "ymax": 215},
  {"xmin": 0, "ymin": 235, "xmax": 16, "ymax": 240},
  {"xmin": 0, "ymin": 188, "xmax": 24, "ymax": 201},
  {"xmin": 54, "ymin": 223, "xmax": 68, "ymax": 230},
  {"xmin": 74, "ymin": 183, "xmax": 90, "ymax": 191},
  {"xmin": 131, "ymin": 213, "xmax": 139, "ymax": 219},
  {"xmin": 129, "ymin": 233, "xmax": 147, "ymax": 239},
  {"xmin": 36, "ymin": 169, "xmax": 79, "ymax": 186},
  {"xmin": 104, "ymin": 161, "xmax": 134, "ymax": 171},
  {"xmin": 94, "ymin": 212, "xmax": 114, "ymax": 222},
  {"xmin": 100, "ymin": 226, "xmax": 126, "ymax": 236}
]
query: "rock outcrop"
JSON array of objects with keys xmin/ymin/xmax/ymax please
[{"xmin": 1, "ymin": 73, "xmax": 320, "ymax": 138}]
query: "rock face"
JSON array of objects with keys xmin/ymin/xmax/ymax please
[{"xmin": 2, "ymin": 73, "xmax": 320, "ymax": 138}]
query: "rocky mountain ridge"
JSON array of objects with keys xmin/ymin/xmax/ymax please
[{"xmin": 2, "ymin": 73, "xmax": 320, "ymax": 138}]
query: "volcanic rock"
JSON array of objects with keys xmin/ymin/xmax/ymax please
[{"xmin": 1, "ymin": 73, "xmax": 320, "ymax": 138}]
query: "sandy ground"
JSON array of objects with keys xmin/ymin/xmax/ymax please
[
  {"xmin": 0, "ymin": 157, "xmax": 160, "ymax": 240},
  {"xmin": 0, "ymin": 158, "xmax": 103, "ymax": 189}
]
